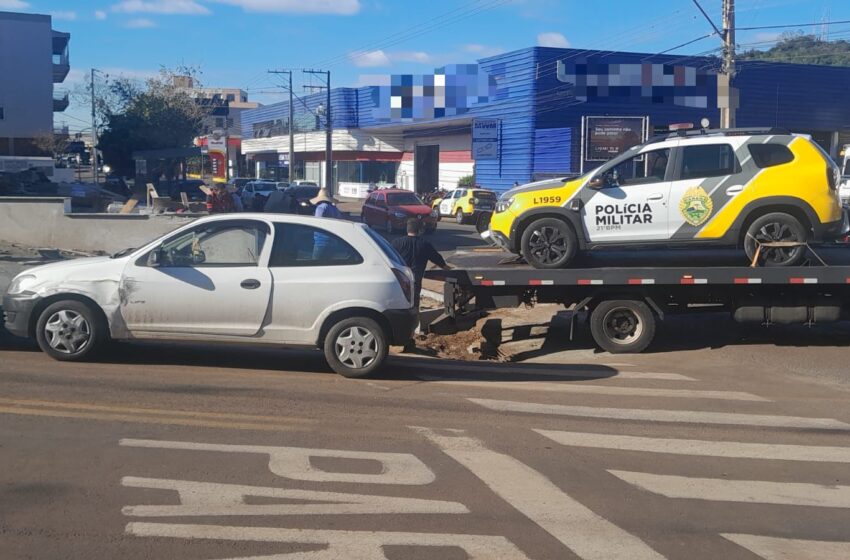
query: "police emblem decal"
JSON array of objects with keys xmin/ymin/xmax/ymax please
[{"xmin": 679, "ymin": 186, "xmax": 714, "ymax": 227}]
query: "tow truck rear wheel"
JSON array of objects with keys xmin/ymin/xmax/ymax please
[
  {"xmin": 590, "ymin": 299, "xmax": 656, "ymax": 354},
  {"xmin": 520, "ymin": 217, "xmax": 577, "ymax": 269}
]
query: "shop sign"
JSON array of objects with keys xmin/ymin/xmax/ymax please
[
  {"xmin": 583, "ymin": 116, "xmax": 647, "ymax": 162},
  {"xmin": 472, "ymin": 118, "xmax": 499, "ymax": 160}
]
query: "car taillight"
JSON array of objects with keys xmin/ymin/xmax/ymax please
[
  {"xmin": 392, "ymin": 268, "xmax": 413, "ymax": 304},
  {"xmin": 827, "ymin": 165, "xmax": 839, "ymax": 191}
]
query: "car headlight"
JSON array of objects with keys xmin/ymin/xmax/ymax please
[
  {"xmin": 496, "ymin": 197, "xmax": 514, "ymax": 213},
  {"xmin": 393, "ymin": 211, "xmax": 407, "ymax": 219},
  {"xmin": 7, "ymin": 274, "xmax": 38, "ymax": 295}
]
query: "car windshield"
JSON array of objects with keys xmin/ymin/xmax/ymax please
[
  {"xmin": 473, "ymin": 190, "xmax": 496, "ymax": 199},
  {"xmin": 254, "ymin": 183, "xmax": 276, "ymax": 193},
  {"xmin": 387, "ymin": 193, "xmax": 423, "ymax": 206}
]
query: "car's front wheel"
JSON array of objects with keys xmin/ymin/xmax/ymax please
[
  {"xmin": 35, "ymin": 299, "xmax": 106, "ymax": 361},
  {"xmin": 520, "ymin": 217, "xmax": 578, "ymax": 269},
  {"xmin": 744, "ymin": 212, "xmax": 807, "ymax": 267},
  {"xmin": 323, "ymin": 317, "xmax": 388, "ymax": 378}
]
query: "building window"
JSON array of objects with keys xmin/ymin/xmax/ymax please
[
  {"xmin": 226, "ymin": 94, "xmax": 235, "ymax": 102},
  {"xmin": 215, "ymin": 117, "xmax": 225, "ymax": 128},
  {"xmin": 226, "ymin": 118, "xmax": 234, "ymax": 128}
]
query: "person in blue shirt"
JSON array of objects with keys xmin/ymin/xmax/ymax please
[{"xmin": 311, "ymin": 189, "xmax": 343, "ymax": 260}]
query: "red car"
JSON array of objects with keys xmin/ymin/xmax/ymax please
[{"xmin": 362, "ymin": 189, "xmax": 438, "ymax": 234}]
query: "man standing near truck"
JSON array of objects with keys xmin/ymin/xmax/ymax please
[{"xmin": 391, "ymin": 218, "xmax": 451, "ymax": 310}]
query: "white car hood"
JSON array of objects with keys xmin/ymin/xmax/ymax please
[{"xmin": 22, "ymin": 256, "xmax": 125, "ymax": 284}]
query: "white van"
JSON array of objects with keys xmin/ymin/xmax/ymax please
[{"xmin": 3, "ymin": 214, "xmax": 416, "ymax": 377}]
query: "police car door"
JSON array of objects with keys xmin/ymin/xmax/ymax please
[
  {"xmin": 582, "ymin": 147, "xmax": 672, "ymax": 243},
  {"xmin": 439, "ymin": 190, "xmax": 458, "ymax": 216},
  {"xmin": 666, "ymin": 139, "xmax": 743, "ymax": 240}
]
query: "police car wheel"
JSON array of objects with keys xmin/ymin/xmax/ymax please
[
  {"xmin": 590, "ymin": 300, "xmax": 656, "ymax": 354},
  {"xmin": 744, "ymin": 212, "xmax": 807, "ymax": 267},
  {"xmin": 455, "ymin": 209, "xmax": 465, "ymax": 224},
  {"xmin": 520, "ymin": 218, "xmax": 577, "ymax": 269}
]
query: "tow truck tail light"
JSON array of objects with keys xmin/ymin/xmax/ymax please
[{"xmin": 392, "ymin": 268, "xmax": 413, "ymax": 304}]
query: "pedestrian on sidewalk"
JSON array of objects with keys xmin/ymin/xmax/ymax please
[{"xmin": 391, "ymin": 218, "xmax": 451, "ymax": 311}]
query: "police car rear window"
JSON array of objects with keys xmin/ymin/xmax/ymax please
[{"xmin": 748, "ymin": 144, "xmax": 794, "ymax": 168}]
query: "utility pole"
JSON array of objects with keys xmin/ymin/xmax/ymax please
[
  {"xmin": 304, "ymin": 69, "xmax": 332, "ymax": 195},
  {"xmin": 720, "ymin": 0, "xmax": 737, "ymax": 128},
  {"xmin": 268, "ymin": 69, "xmax": 295, "ymax": 183},
  {"xmin": 90, "ymin": 68, "xmax": 100, "ymax": 184}
]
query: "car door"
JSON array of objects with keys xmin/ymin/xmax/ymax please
[
  {"xmin": 666, "ymin": 141, "xmax": 742, "ymax": 240},
  {"xmin": 439, "ymin": 190, "xmax": 457, "ymax": 216},
  {"xmin": 362, "ymin": 193, "xmax": 377, "ymax": 226},
  {"xmin": 264, "ymin": 222, "xmax": 366, "ymax": 344},
  {"xmin": 581, "ymin": 147, "xmax": 672, "ymax": 243},
  {"xmin": 120, "ymin": 219, "xmax": 273, "ymax": 336},
  {"xmin": 374, "ymin": 193, "xmax": 388, "ymax": 223}
]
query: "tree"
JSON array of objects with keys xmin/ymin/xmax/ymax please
[
  {"xmin": 739, "ymin": 33, "xmax": 850, "ymax": 67},
  {"xmin": 94, "ymin": 67, "xmax": 209, "ymax": 177},
  {"xmin": 32, "ymin": 131, "xmax": 72, "ymax": 159},
  {"xmin": 458, "ymin": 174, "xmax": 475, "ymax": 188}
]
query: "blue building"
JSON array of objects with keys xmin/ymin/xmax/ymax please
[{"xmin": 241, "ymin": 46, "xmax": 850, "ymax": 195}]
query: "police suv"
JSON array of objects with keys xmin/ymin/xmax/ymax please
[{"xmin": 486, "ymin": 128, "xmax": 847, "ymax": 268}]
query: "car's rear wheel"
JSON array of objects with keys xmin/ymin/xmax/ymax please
[
  {"xmin": 455, "ymin": 209, "xmax": 466, "ymax": 224},
  {"xmin": 520, "ymin": 217, "xmax": 578, "ymax": 269},
  {"xmin": 744, "ymin": 212, "xmax": 807, "ymax": 267},
  {"xmin": 590, "ymin": 300, "xmax": 656, "ymax": 354},
  {"xmin": 323, "ymin": 317, "xmax": 388, "ymax": 378},
  {"xmin": 35, "ymin": 300, "xmax": 106, "ymax": 361}
]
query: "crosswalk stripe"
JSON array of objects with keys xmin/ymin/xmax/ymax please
[
  {"xmin": 469, "ymin": 398, "xmax": 850, "ymax": 431},
  {"xmin": 536, "ymin": 430, "xmax": 850, "ymax": 463},
  {"xmin": 610, "ymin": 470, "xmax": 850, "ymax": 508},
  {"xmin": 721, "ymin": 534, "xmax": 850, "ymax": 559},
  {"xmin": 421, "ymin": 379, "xmax": 764, "ymax": 401},
  {"xmin": 412, "ymin": 427, "xmax": 665, "ymax": 560}
]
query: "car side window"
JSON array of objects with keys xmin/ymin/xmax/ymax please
[
  {"xmin": 748, "ymin": 143, "xmax": 794, "ymax": 168},
  {"xmin": 376, "ymin": 195, "xmax": 386, "ymax": 208},
  {"xmin": 681, "ymin": 144, "xmax": 739, "ymax": 179},
  {"xmin": 158, "ymin": 221, "xmax": 269, "ymax": 267},
  {"xmin": 605, "ymin": 148, "xmax": 671, "ymax": 187},
  {"xmin": 269, "ymin": 223, "xmax": 364, "ymax": 267}
]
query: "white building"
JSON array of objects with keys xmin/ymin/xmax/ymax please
[{"xmin": 0, "ymin": 10, "xmax": 70, "ymax": 158}]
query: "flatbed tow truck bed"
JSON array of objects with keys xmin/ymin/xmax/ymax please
[{"xmin": 426, "ymin": 246, "xmax": 850, "ymax": 353}]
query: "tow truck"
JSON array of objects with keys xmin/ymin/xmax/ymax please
[{"xmin": 427, "ymin": 247, "xmax": 850, "ymax": 354}]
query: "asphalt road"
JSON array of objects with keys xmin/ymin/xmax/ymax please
[{"xmin": 3, "ymin": 311, "xmax": 850, "ymax": 559}]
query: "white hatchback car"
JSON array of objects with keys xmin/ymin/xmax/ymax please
[{"xmin": 3, "ymin": 214, "xmax": 417, "ymax": 377}]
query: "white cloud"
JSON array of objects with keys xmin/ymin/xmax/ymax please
[
  {"xmin": 537, "ymin": 32, "xmax": 570, "ymax": 48},
  {"xmin": 0, "ymin": 0, "xmax": 29, "ymax": 8},
  {"xmin": 463, "ymin": 44, "xmax": 506, "ymax": 57},
  {"xmin": 50, "ymin": 11, "xmax": 77, "ymax": 21},
  {"xmin": 390, "ymin": 51, "xmax": 433, "ymax": 64},
  {"xmin": 349, "ymin": 50, "xmax": 391, "ymax": 68},
  {"xmin": 125, "ymin": 17, "xmax": 157, "ymax": 28},
  {"xmin": 95, "ymin": 10, "xmax": 108, "ymax": 20},
  {"xmin": 206, "ymin": 0, "xmax": 361, "ymax": 15},
  {"xmin": 111, "ymin": 0, "xmax": 210, "ymax": 15}
]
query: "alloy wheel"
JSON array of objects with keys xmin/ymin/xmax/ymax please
[
  {"xmin": 334, "ymin": 326, "xmax": 378, "ymax": 370},
  {"xmin": 528, "ymin": 226, "xmax": 568, "ymax": 265},
  {"xmin": 44, "ymin": 309, "xmax": 91, "ymax": 354}
]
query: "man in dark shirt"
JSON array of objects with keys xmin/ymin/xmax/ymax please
[{"xmin": 391, "ymin": 218, "xmax": 450, "ymax": 310}]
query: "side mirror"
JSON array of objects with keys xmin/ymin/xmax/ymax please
[
  {"xmin": 587, "ymin": 176, "xmax": 606, "ymax": 189},
  {"xmin": 147, "ymin": 247, "xmax": 162, "ymax": 267}
]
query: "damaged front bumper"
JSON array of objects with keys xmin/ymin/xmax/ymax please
[{"xmin": 2, "ymin": 292, "xmax": 40, "ymax": 338}]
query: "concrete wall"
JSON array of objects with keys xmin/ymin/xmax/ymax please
[{"xmin": 0, "ymin": 197, "xmax": 198, "ymax": 253}]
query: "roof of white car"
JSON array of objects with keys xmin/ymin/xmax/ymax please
[{"xmin": 197, "ymin": 213, "xmax": 363, "ymax": 229}]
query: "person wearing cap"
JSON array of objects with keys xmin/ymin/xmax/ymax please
[{"xmin": 311, "ymin": 189, "xmax": 343, "ymax": 220}]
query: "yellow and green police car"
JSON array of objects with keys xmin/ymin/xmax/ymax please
[{"xmin": 485, "ymin": 129, "xmax": 848, "ymax": 268}]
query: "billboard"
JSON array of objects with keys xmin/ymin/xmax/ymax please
[
  {"xmin": 207, "ymin": 134, "xmax": 227, "ymax": 182},
  {"xmin": 582, "ymin": 116, "xmax": 648, "ymax": 164},
  {"xmin": 472, "ymin": 118, "xmax": 499, "ymax": 161}
]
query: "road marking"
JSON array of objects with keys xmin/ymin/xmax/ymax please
[
  {"xmin": 126, "ymin": 522, "xmax": 530, "ymax": 559},
  {"xmin": 610, "ymin": 470, "xmax": 850, "ymax": 508},
  {"xmin": 536, "ymin": 430, "xmax": 850, "ymax": 463},
  {"xmin": 721, "ymin": 534, "xmax": 850, "ymax": 559},
  {"xmin": 421, "ymin": 379, "xmax": 764, "ymax": 401},
  {"xmin": 469, "ymin": 398, "xmax": 850, "ymax": 430},
  {"xmin": 0, "ymin": 397, "xmax": 313, "ymax": 424},
  {"xmin": 121, "ymin": 439, "xmax": 435, "ymax": 485},
  {"xmin": 0, "ymin": 405, "xmax": 309, "ymax": 433},
  {"xmin": 122, "ymin": 477, "xmax": 468, "ymax": 517},
  {"xmin": 412, "ymin": 427, "xmax": 665, "ymax": 560}
]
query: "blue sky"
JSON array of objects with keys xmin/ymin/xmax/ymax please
[{"xmin": 3, "ymin": 0, "xmax": 847, "ymax": 131}]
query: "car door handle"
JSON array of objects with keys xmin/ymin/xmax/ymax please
[
  {"xmin": 647, "ymin": 194, "xmax": 664, "ymax": 201},
  {"xmin": 240, "ymin": 279, "xmax": 261, "ymax": 290},
  {"xmin": 726, "ymin": 185, "xmax": 744, "ymax": 196}
]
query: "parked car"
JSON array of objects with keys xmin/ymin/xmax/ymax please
[
  {"xmin": 436, "ymin": 187, "xmax": 497, "ymax": 224},
  {"xmin": 228, "ymin": 177, "xmax": 253, "ymax": 192},
  {"xmin": 3, "ymin": 214, "xmax": 417, "ymax": 378},
  {"xmin": 362, "ymin": 189, "xmax": 437, "ymax": 233},
  {"xmin": 486, "ymin": 128, "xmax": 848, "ymax": 268},
  {"xmin": 290, "ymin": 180, "xmax": 319, "ymax": 188},
  {"xmin": 241, "ymin": 181, "xmax": 278, "ymax": 210},
  {"xmin": 284, "ymin": 184, "xmax": 321, "ymax": 215}
]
